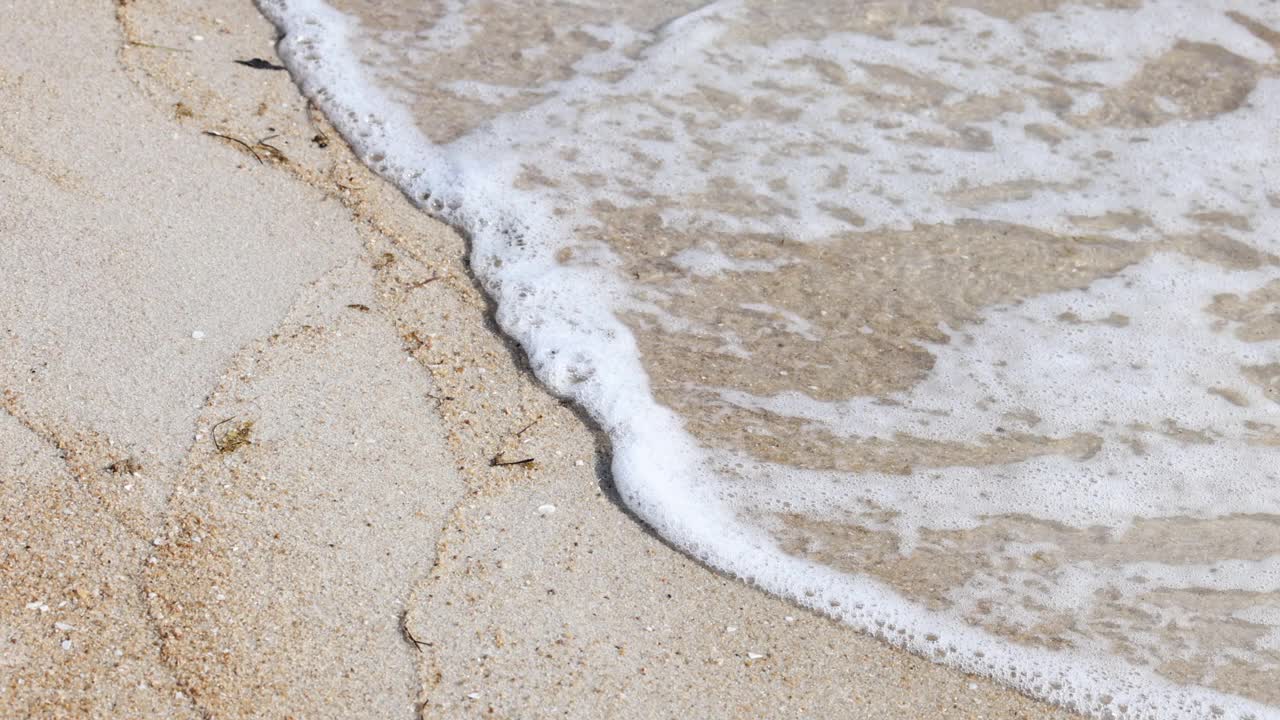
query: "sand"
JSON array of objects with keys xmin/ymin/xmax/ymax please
[{"xmin": 0, "ymin": 0, "xmax": 1075, "ymax": 717}]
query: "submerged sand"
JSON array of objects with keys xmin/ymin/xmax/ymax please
[{"xmin": 1, "ymin": 0, "xmax": 1080, "ymax": 717}]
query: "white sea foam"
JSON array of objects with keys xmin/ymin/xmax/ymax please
[
  {"xmin": 255, "ymin": 0, "xmax": 1280, "ymax": 716},
  {"xmin": 712, "ymin": 253, "xmax": 1280, "ymax": 536},
  {"xmin": 669, "ymin": 246, "xmax": 789, "ymax": 277}
]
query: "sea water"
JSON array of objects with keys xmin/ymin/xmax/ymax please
[{"xmin": 254, "ymin": 0, "xmax": 1280, "ymax": 716}]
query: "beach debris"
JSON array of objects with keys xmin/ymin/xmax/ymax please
[
  {"xmin": 25, "ymin": 601, "xmax": 48, "ymax": 612},
  {"xmin": 305, "ymin": 101, "xmax": 331, "ymax": 148},
  {"xmin": 346, "ymin": 303, "xmax": 371, "ymax": 313},
  {"xmin": 203, "ymin": 131, "xmax": 263, "ymax": 164},
  {"xmin": 490, "ymin": 454, "xmax": 534, "ymax": 467},
  {"xmin": 404, "ymin": 629, "xmax": 430, "ymax": 651},
  {"xmin": 234, "ymin": 58, "xmax": 287, "ymax": 71},
  {"xmin": 514, "ymin": 416, "xmax": 543, "ymax": 437},
  {"xmin": 191, "ymin": 330, "xmax": 205, "ymax": 339},
  {"xmin": 212, "ymin": 417, "xmax": 254, "ymax": 453},
  {"xmin": 407, "ymin": 274, "xmax": 443, "ymax": 290},
  {"xmin": 536, "ymin": 503, "xmax": 556, "ymax": 516},
  {"xmin": 425, "ymin": 391, "xmax": 454, "ymax": 407},
  {"xmin": 403, "ymin": 330, "xmax": 430, "ymax": 353},
  {"xmin": 125, "ymin": 40, "xmax": 189, "ymax": 53},
  {"xmin": 401, "ymin": 611, "xmax": 430, "ymax": 651},
  {"xmin": 466, "ymin": 693, "xmax": 480, "ymax": 700},
  {"xmin": 332, "ymin": 171, "xmax": 367, "ymax": 191},
  {"xmin": 254, "ymin": 134, "xmax": 289, "ymax": 164},
  {"xmin": 106, "ymin": 457, "xmax": 141, "ymax": 475},
  {"xmin": 747, "ymin": 652, "xmax": 765, "ymax": 660},
  {"xmin": 54, "ymin": 622, "xmax": 75, "ymax": 632},
  {"xmin": 201, "ymin": 131, "xmax": 290, "ymax": 165},
  {"xmin": 61, "ymin": 640, "xmax": 73, "ymax": 651}
]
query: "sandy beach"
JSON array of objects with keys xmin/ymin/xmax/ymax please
[{"xmin": 0, "ymin": 0, "xmax": 1082, "ymax": 717}]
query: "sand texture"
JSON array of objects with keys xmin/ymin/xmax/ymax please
[{"xmin": 0, "ymin": 0, "xmax": 1075, "ymax": 717}]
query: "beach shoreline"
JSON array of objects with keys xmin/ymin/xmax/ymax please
[{"xmin": 0, "ymin": 0, "xmax": 1077, "ymax": 717}]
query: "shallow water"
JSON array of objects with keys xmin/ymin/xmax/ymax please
[{"xmin": 256, "ymin": 0, "xmax": 1280, "ymax": 716}]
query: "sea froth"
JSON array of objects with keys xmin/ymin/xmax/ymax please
[{"xmin": 255, "ymin": 0, "xmax": 1280, "ymax": 715}]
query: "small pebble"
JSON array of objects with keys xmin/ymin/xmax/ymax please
[
  {"xmin": 574, "ymin": 459, "xmax": 585, "ymax": 467},
  {"xmin": 61, "ymin": 640, "xmax": 72, "ymax": 651},
  {"xmin": 54, "ymin": 622, "xmax": 75, "ymax": 632},
  {"xmin": 747, "ymin": 652, "xmax": 765, "ymax": 660},
  {"xmin": 190, "ymin": 35, "xmax": 204, "ymax": 42},
  {"xmin": 466, "ymin": 693, "xmax": 480, "ymax": 700},
  {"xmin": 191, "ymin": 330, "xmax": 205, "ymax": 340},
  {"xmin": 536, "ymin": 504, "xmax": 556, "ymax": 516}
]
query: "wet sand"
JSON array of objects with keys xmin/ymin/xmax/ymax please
[{"xmin": 0, "ymin": 0, "xmax": 1075, "ymax": 717}]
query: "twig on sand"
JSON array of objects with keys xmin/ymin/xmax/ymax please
[
  {"xmin": 401, "ymin": 612, "xmax": 430, "ymax": 651},
  {"xmin": 515, "ymin": 416, "xmax": 543, "ymax": 437},
  {"xmin": 490, "ymin": 455, "xmax": 535, "ymax": 467},
  {"xmin": 126, "ymin": 40, "xmax": 189, "ymax": 53},
  {"xmin": 203, "ymin": 131, "xmax": 262, "ymax": 164},
  {"xmin": 407, "ymin": 274, "xmax": 443, "ymax": 290},
  {"xmin": 425, "ymin": 391, "xmax": 455, "ymax": 407},
  {"xmin": 202, "ymin": 131, "xmax": 290, "ymax": 165},
  {"xmin": 254, "ymin": 134, "xmax": 289, "ymax": 163},
  {"xmin": 405, "ymin": 629, "xmax": 430, "ymax": 651},
  {"xmin": 212, "ymin": 417, "xmax": 254, "ymax": 454},
  {"xmin": 211, "ymin": 418, "xmax": 235, "ymax": 452}
]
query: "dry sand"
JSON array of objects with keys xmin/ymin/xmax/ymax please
[{"xmin": 0, "ymin": 0, "xmax": 1076, "ymax": 717}]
